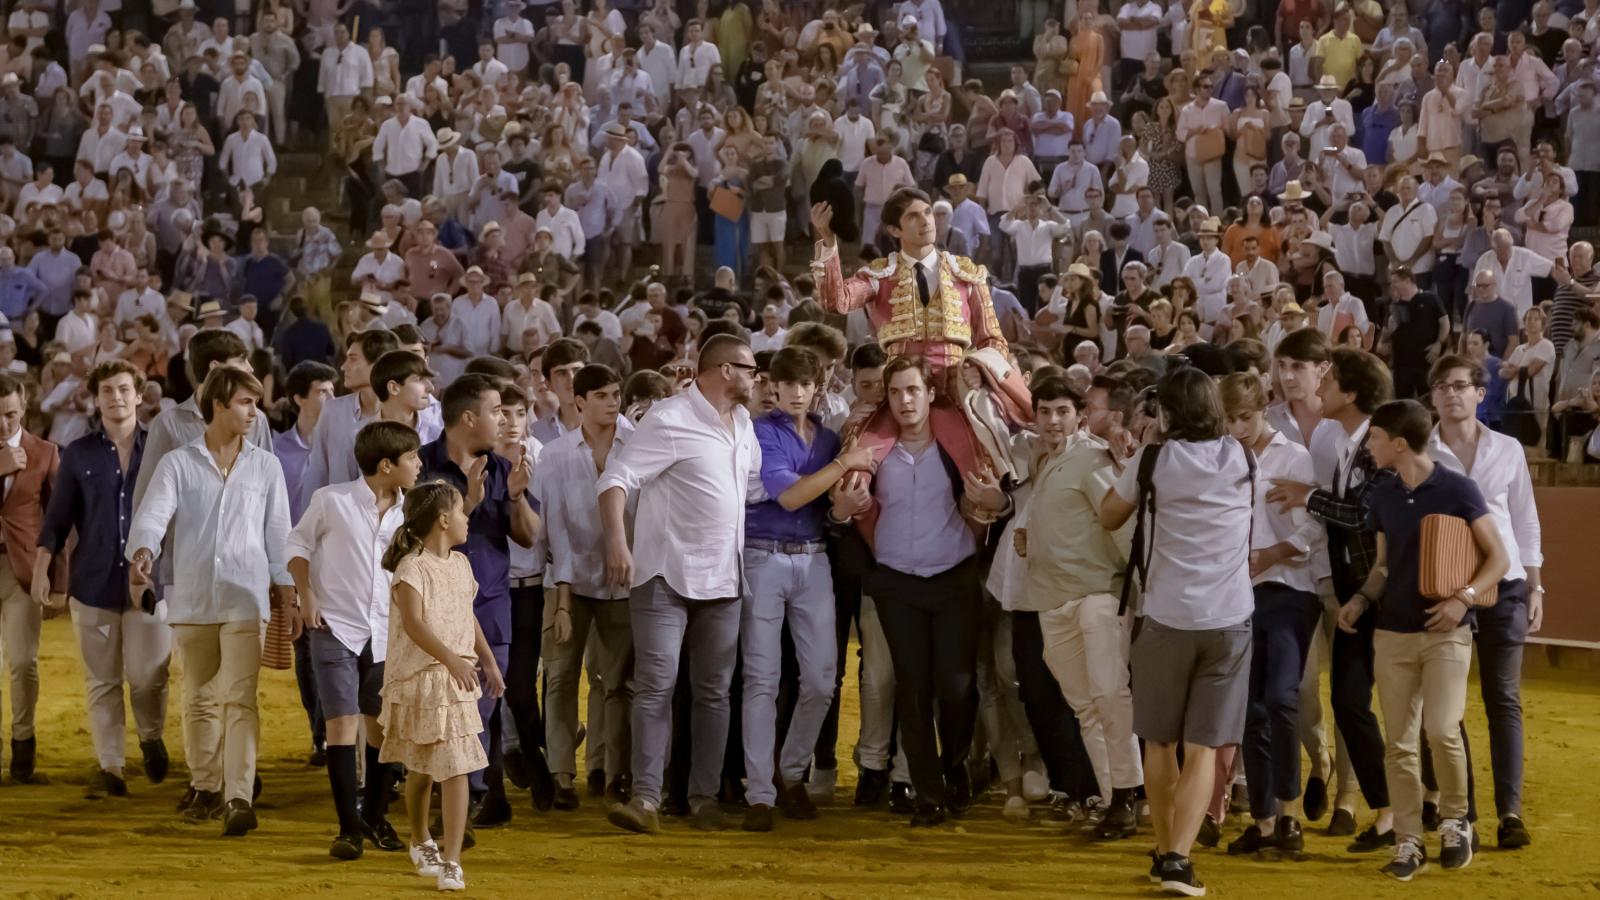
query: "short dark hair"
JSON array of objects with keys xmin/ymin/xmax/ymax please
[
  {"xmin": 353, "ymin": 420, "xmax": 422, "ymax": 476},
  {"xmin": 497, "ymin": 381, "xmax": 528, "ymax": 407},
  {"xmin": 370, "ymin": 350, "xmax": 432, "ymax": 402},
  {"xmin": 1274, "ymin": 327, "xmax": 1330, "ymax": 364},
  {"xmin": 1030, "ymin": 376, "xmax": 1083, "ymax": 411},
  {"xmin": 347, "ymin": 328, "xmax": 401, "ymax": 370},
  {"xmin": 573, "ymin": 363, "xmax": 621, "ymax": 399},
  {"xmin": 882, "ymin": 187, "xmax": 933, "ymax": 232},
  {"xmin": 1428, "ymin": 353, "xmax": 1486, "ymax": 389},
  {"xmin": 1371, "ymin": 399, "xmax": 1433, "ymax": 452},
  {"xmin": 187, "ymin": 328, "xmax": 250, "ymax": 383},
  {"xmin": 697, "ymin": 333, "xmax": 753, "ymax": 372},
  {"xmin": 0, "ymin": 373, "xmax": 20, "ymax": 401},
  {"xmin": 1574, "ymin": 307, "xmax": 1600, "ymax": 331},
  {"xmin": 1328, "ymin": 348, "xmax": 1393, "ymax": 414},
  {"xmin": 769, "ymin": 346, "xmax": 821, "ymax": 384},
  {"xmin": 1089, "ymin": 374, "xmax": 1135, "ymax": 417},
  {"xmin": 1156, "ymin": 366, "xmax": 1224, "ymax": 441},
  {"xmin": 464, "ymin": 355, "xmax": 519, "ymax": 379},
  {"xmin": 785, "ymin": 321, "xmax": 848, "ymax": 363},
  {"xmin": 392, "ymin": 323, "xmax": 424, "ymax": 346},
  {"xmin": 441, "ymin": 373, "xmax": 501, "ymax": 426},
  {"xmin": 882, "ymin": 355, "xmax": 933, "ymax": 389},
  {"xmin": 541, "ymin": 337, "xmax": 590, "ymax": 378},
  {"xmin": 285, "ymin": 361, "xmax": 337, "ymax": 404},
  {"xmin": 88, "ymin": 359, "xmax": 145, "ymax": 394},
  {"xmin": 623, "ymin": 369, "xmax": 672, "ymax": 408},
  {"xmin": 198, "ymin": 366, "xmax": 264, "ymax": 424},
  {"xmin": 851, "ymin": 342, "xmax": 888, "ymax": 371}
]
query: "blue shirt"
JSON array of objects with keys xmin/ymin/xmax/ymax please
[
  {"xmin": 273, "ymin": 316, "xmax": 338, "ymax": 370},
  {"xmin": 419, "ymin": 435, "xmax": 531, "ymax": 645},
  {"xmin": 274, "ymin": 426, "xmax": 313, "ymax": 524},
  {"xmin": 872, "ymin": 440, "xmax": 976, "ymax": 577},
  {"xmin": 1358, "ymin": 104, "xmax": 1401, "ymax": 164},
  {"xmin": 746, "ymin": 410, "xmax": 840, "ymax": 543},
  {"xmin": 25, "ymin": 248, "xmax": 82, "ymax": 316},
  {"xmin": 1365, "ymin": 463, "xmax": 1491, "ymax": 633},
  {"xmin": 0, "ymin": 265, "xmax": 46, "ymax": 320},
  {"xmin": 1478, "ymin": 354, "xmax": 1506, "ymax": 426},
  {"xmin": 36, "ymin": 426, "xmax": 146, "ymax": 610},
  {"xmin": 235, "ymin": 252, "xmax": 291, "ymax": 308}
]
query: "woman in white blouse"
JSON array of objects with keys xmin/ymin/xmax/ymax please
[
  {"xmin": 976, "ymin": 128, "xmax": 1041, "ymax": 281},
  {"xmin": 1387, "ymin": 99, "xmax": 1421, "ymax": 169},
  {"xmin": 1501, "ymin": 306, "xmax": 1556, "ymax": 431}
]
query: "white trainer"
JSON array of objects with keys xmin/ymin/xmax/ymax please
[
  {"xmin": 410, "ymin": 841, "xmax": 443, "ymax": 877},
  {"xmin": 437, "ymin": 861, "xmax": 465, "ymax": 892}
]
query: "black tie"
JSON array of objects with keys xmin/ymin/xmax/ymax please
[{"xmin": 914, "ymin": 261, "xmax": 932, "ymax": 307}]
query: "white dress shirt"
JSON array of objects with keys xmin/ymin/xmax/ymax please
[
  {"xmin": 536, "ymin": 206, "xmax": 586, "ymax": 258},
  {"xmin": 493, "ymin": 15, "xmax": 537, "ymax": 73},
  {"xmin": 675, "ymin": 40, "xmax": 721, "ymax": 89},
  {"xmin": 1001, "ymin": 215, "xmax": 1072, "ymax": 266},
  {"xmin": 373, "ymin": 115, "xmax": 438, "ymax": 176},
  {"xmin": 114, "ymin": 288, "xmax": 165, "ymax": 324},
  {"xmin": 1183, "ymin": 248, "xmax": 1232, "ymax": 322},
  {"xmin": 573, "ymin": 309, "xmax": 623, "ymax": 342},
  {"xmin": 450, "ymin": 293, "xmax": 502, "ymax": 355},
  {"xmin": 1250, "ymin": 430, "xmax": 1324, "ymax": 593},
  {"xmin": 319, "ymin": 42, "xmax": 374, "ymax": 97},
  {"xmin": 1471, "ymin": 247, "xmax": 1554, "ymax": 316},
  {"xmin": 533, "ymin": 424, "xmax": 637, "ymax": 599},
  {"xmin": 1298, "ymin": 98, "xmax": 1356, "ymax": 157},
  {"xmin": 637, "ymin": 41, "xmax": 677, "ymax": 109},
  {"xmin": 1145, "ymin": 238, "xmax": 1191, "ymax": 288},
  {"xmin": 219, "ymin": 128, "xmax": 277, "ymax": 186},
  {"xmin": 286, "ymin": 477, "xmax": 404, "ymax": 659},
  {"xmin": 225, "ymin": 317, "xmax": 265, "ymax": 352},
  {"xmin": 598, "ymin": 144, "xmax": 649, "ymax": 206},
  {"xmin": 432, "ymin": 148, "xmax": 480, "ymax": 200},
  {"xmin": 1380, "ymin": 199, "xmax": 1439, "ymax": 274},
  {"xmin": 749, "ymin": 327, "xmax": 788, "ymax": 353},
  {"xmin": 128, "ymin": 436, "xmax": 292, "ymax": 624},
  {"xmin": 351, "ymin": 250, "xmax": 405, "ymax": 289},
  {"xmin": 76, "ymin": 125, "xmax": 126, "ymax": 173},
  {"xmin": 502, "ymin": 297, "xmax": 561, "ymax": 350},
  {"xmin": 216, "ymin": 74, "xmax": 267, "ymax": 130},
  {"xmin": 595, "ymin": 384, "xmax": 761, "ymax": 600},
  {"xmin": 1428, "ymin": 423, "xmax": 1541, "ymax": 583}
]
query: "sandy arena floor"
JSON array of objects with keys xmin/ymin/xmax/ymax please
[{"xmin": 2, "ymin": 618, "xmax": 1598, "ymax": 899}]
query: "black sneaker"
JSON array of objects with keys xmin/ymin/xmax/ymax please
[
  {"xmin": 1422, "ymin": 800, "xmax": 1441, "ymax": 832},
  {"xmin": 888, "ymin": 782, "xmax": 914, "ymax": 814},
  {"xmin": 1094, "ymin": 797, "xmax": 1137, "ymax": 840},
  {"xmin": 854, "ymin": 768, "xmax": 889, "ymax": 806},
  {"xmin": 221, "ymin": 799, "xmax": 258, "ymax": 836},
  {"xmin": 330, "ymin": 832, "xmax": 364, "ymax": 860},
  {"xmin": 502, "ymin": 746, "xmax": 531, "ymax": 790},
  {"xmin": 1326, "ymin": 808, "xmax": 1357, "ymax": 836},
  {"xmin": 1302, "ymin": 776, "xmax": 1328, "ymax": 821},
  {"xmin": 1226, "ymin": 825, "xmax": 1271, "ymax": 855},
  {"xmin": 1497, "ymin": 815, "xmax": 1532, "ymax": 849},
  {"xmin": 1196, "ymin": 814, "xmax": 1221, "ymax": 849},
  {"xmin": 1274, "ymin": 816, "xmax": 1305, "ymax": 855},
  {"xmin": 471, "ymin": 794, "xmax": 513, "ymax": 828},
  {"xmin": 528, "ymin": 754, "xmax": 556, "ymax": 812},
  {"xmin": 1158, "ymin": 853, "xmax": 1207, "ymax": 897},
  {"xmin": 944, "ymin": 765, "xmax": 972, "ymax": 816},
  {"xmin": 553, "ymin": 784, "xmax": 580, "ymax": 811},
  {"xmin": 140, "ymin": 740, "xmax": 169, "ymax": 785},
  {"xmin": 360, "ymin": 816, "xmax": 405, "ymax": 851},
  {"xmin": 1439, "ymin": 818, "xmax": 1474, "ymax": 870},
  {"xmin": 182, "ymin": 790, "xmax": 223, "ymax": 824},
  {"xmin": 1381, "ymin": 838, "xmax": 1427, "ymax": 881},
  {"xmin": 176, "ymin": 785, "xmax": 198, "ymax": 813},
  {"xmin": 1147, "ymin": 849, "xmax": 1163, "ymax": 884},
  {"xmin": 909, "ymin": 802, "xmax": 946, "ymax": 828},
  {"xmin": 308, "ymin": 745, "xmax": 327, "ymax": 767},
  {"xmin": 1348, "ymin": 824, "xmax": 1397, "ymax": 853}
]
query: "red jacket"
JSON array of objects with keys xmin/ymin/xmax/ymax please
[{"xmin": 1, "ymin": 431, "xmax": 59, "ymax": 592}]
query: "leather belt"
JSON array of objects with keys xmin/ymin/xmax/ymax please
[
  {"xmin": 511, "ymin": 575, "xmax": 543, "ymax": 588},
  {"xmin": 746, "ymin": 539, "xmax": 828, "ymax": 555}
]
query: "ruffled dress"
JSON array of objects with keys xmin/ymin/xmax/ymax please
[{"xmin": 378, "ymin": 551, "xmax": 487, "ymax": 781}]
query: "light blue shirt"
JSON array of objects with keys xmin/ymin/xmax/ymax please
[
  {"xmin": 872, "ymin": 440, "xmax": 976, "ymax": 577},
  {"xmin": 26, "ymin": 248, "xmax": 82, "ymax": 317}
]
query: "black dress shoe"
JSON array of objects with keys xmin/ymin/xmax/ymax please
[
  {"xmin": 176, "ymin": 785, "xmax": 198, "ymax": 813},
  {"xmin": 1347, "ymin": 824, "xmax": 1397, "ymax": 853},
  {"xmin": 221, "ymin": 799, "xmax": 258, "ymax": 836},
  {"xmin": 139, "ymin": 740, "xmax": 169, "ymax": 785},
  {"xmin": 9, "ymin": 738, "xmax": 37, "ymax": 783},
  {"xmin": 854, "ymin": 768, "xmax": 889, "ymax": 806},
  {"xmin": 1227, "ymin": 824, "xmax": 1272, "ymax": 855},
  {"xmin": 308, "ymin": 746, "xmax": 328, "ymax": 767},
  {"xmin": 909, "ymin": 802, "xmax": 946, "ymax": 827},
  {"xmin": 1327, "ymin": 808, "xmax": 1357, "ymax": 836},
  {"xmin": 1196, "ymin": 814, "xmax": 1222, "ymax": 848},
  {"xmin": 605, "ymin": 774, "xmax": 632, "ymax": 806},
  {"xmin": 1095, "ymin": 798, "xmax": 1138, "ymax": 840},
  {"xmin": 778, "ymin": 782, "xmax": 819, "ymax": 820},
  {"xmin": 888, "ymin": 782, "xmax": 915, "ymax": 814},
  {"xmin": 360, "ymin": 816, "xmax": 405, "ymax": 851},
  {"xmin": 718, "ymin": 775, "xmax": 748, "ymax": 808},
  {"xmin": 83, "ymin": 769, "xmax": 110, "ymax": 800},
  {"xmin": 743, "ymin": 803, "xmax": 774, "ymax": 832},
  {"xmin": 587, "ymin": 769, "xmax": 607, "ymax": 797},
  {"xmin": 330, "ymin": 833, "xmax": 364, "ymax": 860},
  {"xmin": 1498, "ymin": 815, "xmax": 1532, "ymax": 849},
  {"xmin": 1302, "ymin": 776, "xmax": 1328, "ymax": 821},
  {"xmin": 253, "ymin": 775, "xmax": 262, "ymax": 802},
  {"xmin": 503, "ymin": 746, "xmax": 531, "ymax": 790},
  {"xmin": 944, "ymin": 766, "xmax": 972, "ymax": 816},
  {"xmin": 527, "ymin": 751, "xmax": 555, "ymax": 811},
  {"xmin": 661, "ymin": 795, "xmax": 691, "ymax": 819},
  {"xmin": 183, "ymin": 790, "xmax": 223, "ymax": 823},
  {"xmin": 553, "ymin": 786, "xmax": 580, "ymax": 811},
  {"xmin": 471, "ymin": 795, "xmax": 513, "ymax": 828}
]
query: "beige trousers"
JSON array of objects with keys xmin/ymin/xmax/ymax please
[
  {"xmin": 70, "ymin": 599, "xmax": 173, "ymax": 770},
  {"xmin": 0, "ymin": 558, "xmax": 42, "ymax": 741},
  {"xmin": 1373, "ymin": 626, "xmax": 1474, "ymax": 841},
  {"xmin": 173, "ymin": 620, "xmax": 263, "ymax": 802}
]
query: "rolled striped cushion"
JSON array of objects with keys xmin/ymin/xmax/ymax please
[{"xmin": 1418, "ymin": 514, "xmax": 1498, "ymax": 607}]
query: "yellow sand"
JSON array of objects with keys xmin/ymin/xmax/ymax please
[{"xmin": 5, "ymin": 618, "xmax": 1599, "ymax": 899}]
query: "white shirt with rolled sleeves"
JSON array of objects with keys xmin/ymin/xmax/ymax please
[
  {"xmin": 599, "ymin": 143, "xmax": 649, "ymax": 208},
  {"xmin": 493, "ymin": 14, "xmax": 537, "ymax": 73},
  {"xmin": 535, "ymin": 206, "xmax": 586, "ymax": 258},
  {"xmin": 1379, "ymin": 198, "xmax": 1439, "ymax": 274},
  {"xmin": 675, "ymin": 40, "xmax": 720, "ymax": 89},
  {"xmin": 1145, "ymin": 237, "xmax": 1191, "ymax": 288},
  {"xmin": 1471, "ymin": 247, "xmax": 1553, "ymax": 317},
  {"xmin": 127, "ymin": 437, "xmax": 293, "ymax": 625},
  {"xmin": 533, "ymin": 423, "xmax": 638, "ymax": 599},
  {"xmin": 433, "ymin": 148, "xmax": 481, "ymax": 202},
  {"xmin": 595, "ymin": 383, "xmax": 761, "ymax": 600},
  {"xmin": 286, "ymin": 477, "xmax": 404, "ymax": 660},
  {"xmin": 450, "ymin": 293, "xmax": 502, "ymax": 356},
  {"xmin": 373, "ymin": 115, "xmax": 438, "ymax": 177},
  {"xmin": 509, "ymin": 434, "xmax": 547, "ymax": 580},
  {"xmin": 318, "ymin": 42, "xmax": 373, "ymax": 98},
  {"xmin": 502, "ymin": 297, "xmax": 561, "ymax": 351},
  {"xmin": 1249, "ymin": 430, "xmax": 1324, "ymax": 594},
  {"xmin": 219, "ymin": 128, "xmax": 277, "ymax": 186},
  {"xmin": 1428, "ymin": 424, "xmax": 1542, "ymax": 583},
  {"xmin": 1182, "ymin": 248, "xmax": 1232, "ymax": 323}
]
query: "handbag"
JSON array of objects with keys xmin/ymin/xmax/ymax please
[
  {"xmin": 709, "ymin": 184, "xmax": 746, "ymax": 221},
  {"xmin": 262, "ymin": 605, "xmax": 295, "ymax": 670},
  {"xmin": 1193, "ymin": 126, "xmax": 1226, "ymax": 163},
  {"xmin": 1502, "ymin": 371, "xmax": 1543, "ymax": 447},
  {"xmin": 1241, "ymin": 122, "xmax": 1267, "ymax": 161},
  {"xmin": 918, "ymin": 126, "xmax": 947, "ymax": 155},
  {"xmin": 1418, "ymin": 514, "xmax": 1498, "ymax": 607},
  {"xmin": 1058, "ymin": 57, "xmax": 1079, "ymax": 77}
]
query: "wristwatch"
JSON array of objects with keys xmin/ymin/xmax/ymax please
[{"xmin": 1460, "ymin": 585, "xmax": 1478, "ymax": 605}]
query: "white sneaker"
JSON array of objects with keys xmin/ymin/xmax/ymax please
[
  {"xmin": 806, "ymin": 766, "xmax": 838, "ymax": 803},
  {"xmin": 1021, "ymin": 768, "xmax": 1051, "ymax": 803},
  {"xmin": 437, "ymin": 861, "xmax": 465, "ymax": 892},
  {"xmin": 410, "ymin": 841, "xmax": 443, "ymax": 877},
  {"xmin": 1003, "ymin": 795, "xmax": 1029, "ymax": 822}
]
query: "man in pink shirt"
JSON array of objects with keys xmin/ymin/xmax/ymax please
[{"xmin": 855, "ymin": 135, "xmax": 915, "ymax": 249}]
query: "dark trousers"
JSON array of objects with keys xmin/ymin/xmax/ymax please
[
  {"xmin": 1011, "ymin": 610, "xmax": 1100, "ymax": 800},
  {"xmin": 470, "ymin": 642, "xmax": 511, "ymax": 796},
  {"xmin": 815, "ymin": 554, "xmax": 864, "ymax": 771},
  {"xmin": 385, "ymin": 169, "xmax": 426, "ymax": 202},
  {"xmin": 292, "ymin": 632, "xmax": 325, "ymax": 751},
  {"xmin": 1330, "ymin": 599, "xmax": 1391, "ymax": 809},
  {"xmin": 1433, "ymin": 254, "xmax": 1469, "ymax": 325},
  {"xmin": 346, "ymin": 168, "xmax": 376, "ymax": 237},
  {"xmin": 1577, "ymin": 170, "xmax": 1600, "ymax": 224},
  {"xmin": 1243, "ymin": 583, "xmax": 1322, "ymax": 819},
  {"xmin": 1016, "ymin": 263, "xmax": 1050, "ymax": 317},
  {"xmin": 870, "ymin": 558, "xmax": 983, "ymax": 807},
  {"xmin": 500, "ymin": 584, "xmax": 550, "ymax": 785},
  {"xmin": 1394, "ymin": 365, "xmax": 1430, "ymax": 401}
]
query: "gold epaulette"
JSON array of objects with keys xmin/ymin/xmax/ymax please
[
  {"xmin": 947, "ymin": 253, "xmax": 988, "ymax": 285},
  {"xmin": 861, "ymin": 256, "xmax": 898, "ymax": 279}
]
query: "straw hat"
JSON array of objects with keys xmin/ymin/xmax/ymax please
[
  {"xmin": 366, "ymin": 232, "xmax": 392, "ymax": 250},
  {"xmin": 1089, "ymin": 91, "xmax": 1110, "ymax": 106},
  {"xmin": 1066, "ymin": 262, "xmax": 1096, "ymax": 280},
  {"xmin": 1424, "ymin": 151, "xmax": 1450, "ymax": 167},
  {"xmin": 946, "ymin": 173, "xmax": 971, "ymax": 189},
  {"xmin": 1279, "ymin": 301, "xmax": 1307, "ymax": 317},
  {"xmin": 1305, "ymin": 230, "xmax": 1335, "ymax": 251},
  {"xmin": 195, "ymin": 299, "xmax": 228, "ymax": 321},
  {"xmin": 1197, "ymin": 217, "xmax": 1222, "ymax": 236},
  {"xmin": 478, "ymin": 221, "xmax": 501, "ymax": 241},
  {"xmin": 167, "ymin": 290, "xmax": 194, "ymax": 313},
  {"xmin": 1280, "ymin": 180, "xmax": 1308, "ymax": 202},
  {"xmin": 357, "ymin": 292, "xmax": 389, "ymax": 314},
  {"xmin": 1316, "ymin": 74, "xmax": 1340, "ymax": 90},
  {"xmin": 462, "ymin": 265, "xmax": 487, "ymax": 282},
  {"xmin": 437, "ymin": 128, "xmax": 462, "ymax": 151}
]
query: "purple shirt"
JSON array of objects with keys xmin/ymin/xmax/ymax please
[
  {"xmin": 872, "ymin": 440, "xmax": 976, "ymax": 577},
  {"xmin": 746, "ymin": 410, "xmax": 840, "ymax": 543},
  {"xmin": 274, "ymin": 426, "xmax": 312, "ymax": 524}
]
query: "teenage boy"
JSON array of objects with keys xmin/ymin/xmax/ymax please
[
  {"xmin": 34, "ymin": 362, "xmax": 167, "ymax": 797},
  {"xmin": 128, "ymin": 367, "xmax": 295, "ymax": 836},
  {"xmin": 741, "ymin": 347, "xmax": 874, "ymax": 831},
  {"xmin": 1266, "ymin": 348, "xmax": 1396, "ymax": 848},
  {"xmin": 287, "ymin": 421, "xmax": 420, "ymax": 859},
  {"xmin": 1013, "ymin": 376, "xmax": 1142, "ymax": 838},
  {"xmin": 535, "ymin": 364, "xmax": 638, "ymax": 809},
  {"xmin": 783, "ymin": 322, "xmax": 851, "ymax": 430},
  {"xmin": 1221, "ymin": 374, "xmax": 1325, "ymax": 857},
  {"xmin": 299, "ymin": 328, "xmax": 402, "ymax": 507},
  {"xmin": 531, "ymin": 337, "xmax": 590, "ymax": 444},
  {"xmin": 1339, "ymin": 398, "xmax": 1509, "ymax": 881},
  {"xmin": 1426, "ymin": 354, "xmax": 1542, "ymax": 849},
  {"xmin": 369, "ymin": 350, "xmax": 444, "ymax": 445}
]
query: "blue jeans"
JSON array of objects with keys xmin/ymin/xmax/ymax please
[{"xmin": 740, "ymin": 547, "xmax": 837, "ymax": 806}]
